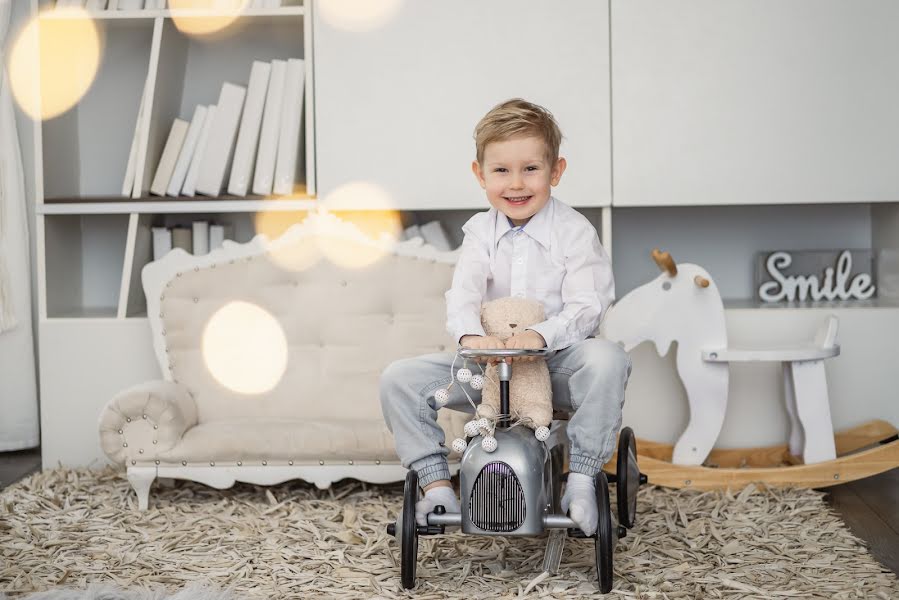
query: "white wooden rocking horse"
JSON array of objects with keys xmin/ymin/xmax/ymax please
[{"xmin": 600, "ymin": 249, "xmax": 899, "ymax": 490}]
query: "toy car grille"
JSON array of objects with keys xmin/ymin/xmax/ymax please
[{"xmin": 469, "ymin": 461, "xmax": 526, "ymax": 532}]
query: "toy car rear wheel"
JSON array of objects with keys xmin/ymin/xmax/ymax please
[
  {"xmin": 401, "ymin": 470, "xmax": 420, "ymax": 589},
  {"xmin": 594, "ymin": 471, "xmax": 614, "ymax": 594},
  {"xmin": 616, "ymin": 426, "xmax": 640, "ymax": 529}
]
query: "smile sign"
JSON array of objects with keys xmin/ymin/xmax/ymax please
[{"xmin": 756, "ymin": 250, "xmax": 876, "ymax": 303}]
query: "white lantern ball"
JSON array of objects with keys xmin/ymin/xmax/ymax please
[
  {"xmin": 456, "ymin": 368, "xmax": 473, "ymax": 383},
  {"xmin": 463, "ymin": 420, "xmax": 481, "ymax": 437},
  {"xmin": 535, "ymin": 426, "xmax": 551, "ymax": 442},
  {"xmin": 434, "ymin": 388, "xmax": 449, "ymax": 406},
  {"xmin": 476, "ymin": 418, "xmax": 491, "ymax": 432},
  {"xmin": 451, "ymin": 438, "xmax": 468, "ymax": 453},
  {"xmin": 469, "ymin": 374, "xmax": 484, "ymax": 390},
  {"xmin": 481, "ymin": 436, "xmax": 498, "ymax": 453}
]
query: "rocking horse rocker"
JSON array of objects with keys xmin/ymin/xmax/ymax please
[{"xmin": 601, "ymin": 249, "xmax": 899, "ymax": 490}]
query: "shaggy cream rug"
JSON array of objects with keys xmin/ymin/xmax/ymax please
[{"xmin": 0, "ymin": 467, "xmax": 896, "ymax": 599}]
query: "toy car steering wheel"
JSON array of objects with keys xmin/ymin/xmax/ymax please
[{"xmin": 457, "ymin": 348, "xmax": 552, "ymax": 360}]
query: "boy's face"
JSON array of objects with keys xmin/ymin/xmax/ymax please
[{"xmin": 472, "ymin": 135, "xmax": 566, "ymax": 226}]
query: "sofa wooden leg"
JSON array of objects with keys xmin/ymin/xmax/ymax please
[{"xmin": 127, "ymin": 467, "xmax": 157, "ymax": 511}]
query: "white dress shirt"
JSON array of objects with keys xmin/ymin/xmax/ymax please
[{"xmin": 445, "ymin": 196, "xmax": 615, "ymax": 351}]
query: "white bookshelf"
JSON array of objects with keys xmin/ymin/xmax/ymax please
[{"xmin": 33, "ymin": 0, "xmax": 316, "ymax": 321}]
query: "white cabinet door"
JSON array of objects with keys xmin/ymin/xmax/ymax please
[
  {"xmin": 40, "ymin": 319, "xmax": 160, "ymax": 468},
  {"xmin": 612, "ymin": 0, "xmax": 899, "ymax": 207},
  {"xmin": 313, "ymin": 0, "xmax": 611, "ymax": 210}
]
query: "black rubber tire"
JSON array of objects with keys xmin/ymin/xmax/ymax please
[
  {"xmin": 400, "ymin": 470, "xmax": 419, "ymax": 589},
  {"xmin": 616, "ymin": 426, "xmax": 640, "ymax": 529},
  {"xmin": 550, "ymin": 444, "xmax": 565, "ymax": 513},
  {"xmin": 594, "ymin": 471, "xmax": 614, "ymax": 594}
]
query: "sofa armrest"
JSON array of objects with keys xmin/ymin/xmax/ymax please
[{"xmin": 98, "ymin": 380, "xmax": 198, "ymax": 465}]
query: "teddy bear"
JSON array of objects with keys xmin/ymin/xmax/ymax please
[{"xmin": 476, "ymin": 296, "xmax": 553, "ymax": 430}]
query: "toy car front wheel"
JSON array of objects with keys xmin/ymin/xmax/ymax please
[
  {"xmin": 401, "ymin": 470, "xmax": 420, "ymax": 589},
  {"xmin": 594, "ymin": 471, "xmax": 614, "ymax": 593}
]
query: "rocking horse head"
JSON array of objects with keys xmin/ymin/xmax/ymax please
[
  {"xmin": 602, "ymin": 249, "xmax": 730, "ymax": 466},
  {"xmin": 602, "ymin": 249, "xmax": 726, "ymax": 356}
]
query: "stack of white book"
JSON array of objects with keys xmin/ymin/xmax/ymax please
[
  {"xmin": 401, "ymin": 220, "xmax": 455, "ymax": 251},
  {"xmin": 126, "ymin": 56, "xmax": 304, "ymax": 199},
  {"xmin": 151, "ymin": 221, "xmax": 234, "ymax": 261}
]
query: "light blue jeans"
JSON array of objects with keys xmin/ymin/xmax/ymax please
[{"xmin": 379, "ymin": 338, "xmax": 632, "ymax": 488}]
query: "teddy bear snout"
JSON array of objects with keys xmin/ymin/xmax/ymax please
[{"xmin": 509, "ymin": 323, "xmax": 518, "ymax": 328}]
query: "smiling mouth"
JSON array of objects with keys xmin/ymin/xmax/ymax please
[{"xmin": 504, "ymin": 195, "xmax": 532, "ymax": 205}]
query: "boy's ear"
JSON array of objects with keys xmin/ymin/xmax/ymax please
[
  {"xmin": 471, "ymin": 160, "xmax": 487, "ymax": 189},
  {"xmin": 550, "ymin": 157, "xmax": 567, "ymax": 186}
]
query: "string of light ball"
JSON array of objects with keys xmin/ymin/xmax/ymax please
[{"xmin": 434, "ymin": 351, "xmax": 551, "ymax": 454}]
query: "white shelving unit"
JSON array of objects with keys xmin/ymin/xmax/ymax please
[
  {"xmin": 30, "ymin": 0, "xmax": 320, "ymax": 466},
  {"xmin": 25, "ymin": 0, "xmax": 899, "ymax": 468},
  {"xmin": 312, "ymin": 0, "xmax": 612, "ymax": 211},
  {"xmin": 34, "ymin": 0, "xmax": 316, "ymax": 322},
  {"xmin": 610, "ymin": 0, "xmax": 899, "ymax": 207}
]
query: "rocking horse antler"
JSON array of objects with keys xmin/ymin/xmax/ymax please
[{"xmin": 651, "ymin": 248, "xmax": 677, "ymax": 276}]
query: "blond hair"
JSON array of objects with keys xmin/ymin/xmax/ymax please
[{"xmin": 473, "ymin": 98, "xmax": 563, "ymax": 166}]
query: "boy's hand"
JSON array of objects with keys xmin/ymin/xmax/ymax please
[
  {"xmin": 505, "ymin": 330, "xmax": 546, "ymax": 362},
  {"xmin": 460, "ymin": 335, "xmax": 506, "ymax": 364}
]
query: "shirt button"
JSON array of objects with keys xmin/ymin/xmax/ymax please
[{"xmin": 516, "ymin": 258, "xmax": 524, "ymax": 265}]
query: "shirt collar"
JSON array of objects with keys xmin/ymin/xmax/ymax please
[{"xmin": 493, "ymin": 196, "xmax": 554, "ymax": 250}]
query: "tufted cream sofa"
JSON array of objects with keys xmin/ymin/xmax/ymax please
[{"xmin": 98, "ymin": 210, "xmax": 469, "ymax": 510}]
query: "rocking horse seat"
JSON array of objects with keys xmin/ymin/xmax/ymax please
[
  {"xmin": 703, "ymin": 315, "xmax": 841, "ymax": 465},
  {"xmin": 701, "ymin": 344, "xmax": 839, "ymax": 363},
  {"xmin": 703, "ymin": 314, "xmax": 840, "ymax": 364}
]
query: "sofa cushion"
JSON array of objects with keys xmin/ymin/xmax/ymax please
[
  {"xmin": 155, "ymin": 408, "xmax": 471, "ymax": 463},
  {"xmin": 154, "ymin": 233, "xmax": 459, "ymax": 425}
]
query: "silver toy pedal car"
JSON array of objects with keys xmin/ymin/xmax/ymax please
[{"xmin": 387, "ymin": 348, "xmax": 647, "ymax": 593}]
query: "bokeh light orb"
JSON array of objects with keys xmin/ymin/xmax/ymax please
[
  {"xmin": 255, "ymin": 209, "xmax": 323, "ymax": 272},
  {"xmin": 202, "ymin": 301, "xmax": 288, "ymax": 395},
  {"xmin": 169, "ymin": 0, "xmax": 251, "ymax": 37},
  {"xmin": 317, "ymin": 0, "xmax": 404, "ymax": 32},
  {"xmin": 319, "ymin": 181, "xmax": 402, "ymax": 269},
  {"xmin": 9, "ymin": 8, "xmax": 102, "ymax": 120}
]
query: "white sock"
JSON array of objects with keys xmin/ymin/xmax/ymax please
[
  {"xmin": 415, "ymin": 485, "xmax": 460, "ymax": 526},
  {"xmin": 561, "ymin": 472, "xmax": 598, "ymax": 536}
]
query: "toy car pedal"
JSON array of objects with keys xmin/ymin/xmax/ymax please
[{"xmin": 542, "ymin": 529, "xmax": 566, "ymax": 574}]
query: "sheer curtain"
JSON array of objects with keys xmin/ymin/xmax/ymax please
[{"xmin": 0, "ymin": 0, "xmax": 39, "ymax": 451}]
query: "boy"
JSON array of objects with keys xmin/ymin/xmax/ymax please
[{"xmin": 379, "ymin": 98, "xmax": 630, "ymax": 536}]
